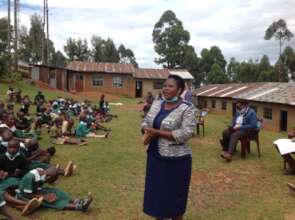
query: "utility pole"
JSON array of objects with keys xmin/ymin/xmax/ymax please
[
  {"xmin": 7, "ymin": 0, "xmax": 11, "ymax": 71},
  {"xmin": 42, "ymin": 0, "xmax": 45, "ymax": 64},
  {"xmin": 46, "ymin": 0, "xmax": 49, "ymax": 65},
  {"xmin": 13, "ymin": 0, "xmax": 19, "ymax": 71}
]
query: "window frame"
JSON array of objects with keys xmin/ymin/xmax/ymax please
[
  {"xmin": 263, "ymin": 107, "xmax": 272, "ymax": 120},
  {"xmin": 211, "ymin": 100, "xmax": 216, "ymax": 108},
  {"xmin": 221, "ymin": 101, "xmax": 227, "ymax": 110},
  {"xmin": 92, "ymin": 75, "xmax": 104, "ymax": 87},
  {"xmin": 112, "ymin": 76, "xmax": 123, "ymax": 88}
]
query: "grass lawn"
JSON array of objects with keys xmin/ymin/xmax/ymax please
[{"xmin": 1, "ymin": 80, "xmax": 295, "ymax": 220}]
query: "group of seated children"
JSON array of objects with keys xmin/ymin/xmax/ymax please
[
  {"xmin": 0, "ymin": 88, "xmax": 117, "ymax": 219},
  {"xmin": 0, "ymin": 126, "xmax": 92, "ymax": 219}
]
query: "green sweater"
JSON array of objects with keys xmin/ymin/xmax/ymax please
[{"xmin": 75, "ymin": 121, "xmax": 91, "ymax": 138}]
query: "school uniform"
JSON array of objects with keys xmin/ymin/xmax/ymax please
[
  {"xmin": 0, "ymin": 190, "xmax": 6, "ymax": 208},
  {"xmin": 0, "ymin": 151, "xmax": 29, "ymax": 177},
  {"xmin": 20, "ymin": 143, "xmax": 50, "ymax": 170},
  {"xmin": 0, "ymin": 152, "xmax": 28, "ymax": 191},
  {"xmin": 17, "ymin": 169, "xmax": 71, "ymax": 210},
  {"xmin": 75, "ymin": 121, "xmax": 91, "ymax": 138},
  {"xmin": 0, "ymin": 138, "xmax": 7, "ymax": 155}
]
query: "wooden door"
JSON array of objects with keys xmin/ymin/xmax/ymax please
[{"xmin": 75, "ymin": 74, "xmax": 84, "ymax": 92}]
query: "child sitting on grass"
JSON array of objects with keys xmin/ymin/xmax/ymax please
[
  {"xmin": 75, "ymin": 114, "xmax": 109, "ymax": 138},
  {"xmin": 16, "ymin": 168, "xmax": 92, "ymax": 212}
]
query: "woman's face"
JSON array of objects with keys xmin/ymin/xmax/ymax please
[{"xmin": 162, "ymin": 78, "xmax": 180, "ymax": 100}]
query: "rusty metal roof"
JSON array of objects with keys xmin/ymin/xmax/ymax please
[
  {"xmin": 67, "ymin": 61, "xmax": 136, "ymax": 74},
  {"xmin": 134, "ymin": 68, "xmax": 170, "ymax": 79},
  {"xmin": 194, "ymin": 83, "xmax": 295, "ymax": 106}
]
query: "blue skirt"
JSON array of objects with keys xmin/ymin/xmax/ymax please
[{"xmin": 143, "ymin": 149, "xmax": 192, "ymax": 218}]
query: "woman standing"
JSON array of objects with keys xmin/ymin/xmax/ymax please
[{"xmin": 141, "ymin": 75, "xmax": 196, "ymax": 220}]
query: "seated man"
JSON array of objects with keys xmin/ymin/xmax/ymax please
[{"xmin": 220, "ymin": 100, "xmax": 258, "ymax": 162}]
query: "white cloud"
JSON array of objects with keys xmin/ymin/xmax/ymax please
[{"xmin": 0, "ymin": 0, "xmax": 294, "ymax": 67}]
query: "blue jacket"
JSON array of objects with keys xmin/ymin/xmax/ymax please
[{"xmin": 231, "ymin": 108, "xmax": 258, "ymax": 131}]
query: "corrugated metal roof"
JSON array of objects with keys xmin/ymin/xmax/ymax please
[
  {"xmin": 67, "ymin": 61, "xmax": 136, "ymax": 74},
  {"xmin": 194, "ymin": 83, "xmax": 295, "ymax": 106},
  {"xmin": 169, "ymin": 70, "xmax": 194, "ymax": 79},
  {"xmin": 235, "ymin": 83, "xmax": 295, "ymax": 105},
  {"xmin": 134, "ymin": 68, "xmax": 170, "ymax": 79}
]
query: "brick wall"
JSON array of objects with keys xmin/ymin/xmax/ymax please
[{"xmin": 83, "ymin": 73, "xmax": 135, "ymax": 97}]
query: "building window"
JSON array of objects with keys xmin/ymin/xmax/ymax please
[
  {"xmin": 263, "ymin": 107, "xmax": 272, "ymax": 120},
  {"xmin": 92, "ymin": 76, "xmax": 103, "ymax": 86},
  {"xmin": 211, "ymin": 100, "xmax": 216, "ymax": 108},
  {"xmin": 204, "ymin": 101, "xmax": 207, "ymax": 108},
  {"xmin": 113, "ymin": 77, "xmax": 123, "ymax": 88},
  {"xmin": 250, "ymin": 105, "xmax": 257, "ymax": 113},
  {"xmin": 222, "ymin": 101, "xmax": 227, "ymax": 110},
  {"xmin": 153, "ymin": 80, "xmax": 164, "ymax": 89}
]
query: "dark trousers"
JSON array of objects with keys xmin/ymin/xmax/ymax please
[{"xmin": 220, "ymin": 128, "xmax": 246, "ymax": 154}]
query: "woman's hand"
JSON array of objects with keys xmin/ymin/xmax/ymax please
[{"xmin": 142, "ymin": 128, "xmax": 159, "ymax": 145}]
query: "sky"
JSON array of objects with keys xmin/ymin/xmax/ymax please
[{"xmin": 0, "ymin": 0, "xmax": 295, "ymax": 68}]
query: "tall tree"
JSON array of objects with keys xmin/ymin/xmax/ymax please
[
  {"xmin": 236, "ymin": 60, "xmax": 260, "ymax": 83},
  {"xmin": 75, "ymin": 38, "xmax": 89, "ymax": 61},
  {"xmin": 63, "ymin": 38, "xmax": 89, "ymax": 61},
  {"xmin": 0, "ymin": 18, "xmax": 10, "ymax": 74},
  {"xmin": 51, "ymin": 50, "xmax": 67, "ymax": 68},
  {"xmin": 257, "ymin": 55, "xmax": 275, "ymax": 82},
  {"xmin": 182, "ymin": 45, "xmax": 201, "ymax": 87},
  {"xmin": 152, "ymin": 10, "xmax": 190, "ymax": 68},
  {"xmin": 227, "ymin": 57, "xmax": 240, "ymax": 82},
  {"xmin": 64, "ymin": 37, "xmax": 77, "ymax": 61},
  {"xmin": 18, "ymin": 14, "xmax": 55, "ymax": 64},
  {"xmin": 207, "ymin": 63, "xmax": 228, "ymax": 84},
  {"xmin": 281, "ymin": 46, "xmax": 295, "ymax": 80},
  {"xmin": 264, "ymin": 19, "xmax": 294, "ymax": 81},
  {"xmin": 91, "ymin": 36, "xmax": 119, "ymax": 62},
  {"xmin": 118, "ymin": 44, "xmax": 138, "ymax": 67},
  {"xmin": 199, "ymin": 46, "xmax": 226, "ymax": 84}
]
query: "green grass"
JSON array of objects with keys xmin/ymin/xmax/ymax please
[{"xmin": 1, "ymin": 81, "xmax": 295, "ymax": 220}]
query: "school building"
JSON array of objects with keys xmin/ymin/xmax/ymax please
[
  {"xmin": 194, "ymin": 83, "xmax": 295, "ymax": 132},
  {"xmin": 30, "ymin": 61, "xmax": 194, "ymax": 98}
]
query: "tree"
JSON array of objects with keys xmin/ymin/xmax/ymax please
[
  {"xmin": 227, "ymin": 57, "xmax": 240, "ymax": 82},
  {"xmin": 207, "ymin": 63, "xmax": 228, "ymax": 84},
  {"xmin": 199, "ymin": 46, "xmax": 227, "ymax": 84},
  {"xmin": 118, "ymin": 44, "xmax": 138, "ymax": 67},
  {"xmin": 75, "ymin": 38, "xmax": 90, "ymax": 61},
  {"xmin": 281, "ymin": 46, "xmax": 295, "ymax": 80},
  {"xmin": 63, "ymin": 38, "xmax": 89, "ymax": 61},
  {"xmin": 182, "ymin": 45, "xmax": 201, "ymax": 87},
  {"xmin": 64, "ymin": 37, "xmax": 77, "ymax": 61},
  {"xmin": 152, "ymin": 10, "xmax": 190, "ymax": 68},
  {"xmin": 257, "ymin": 55, "xmax": 275, "ymax": 82},
  {"xmin": 51, "ymin": 50, "xmax": 67, "ymax": 68},
  {"xmin": 91, "ymin": 36, "xmax": 119, "ymax": 63},
  {"xmin": 236, "ymin": 60, "xmax": 259, "ymax": 83},
  {"xmin": 264, "ymin": 19, "xmax": 294, "ymax": 81},
  {"xmin": 0, "ymin": 18, "xmax": 11, "ymax": 74},
  {"xmin": 18, "ymin": 14, "xmax": 55, "ymax": 64}
]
